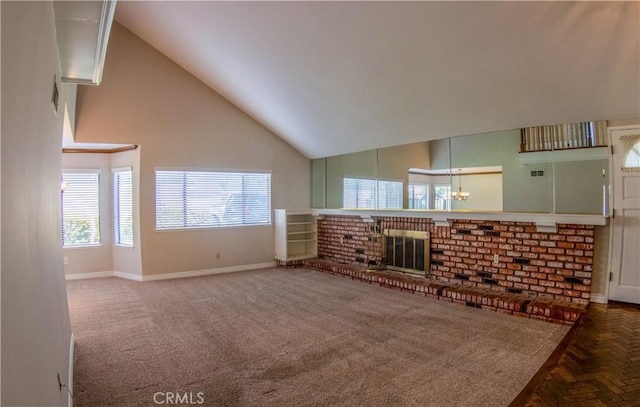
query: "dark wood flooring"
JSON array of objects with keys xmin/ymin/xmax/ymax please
[{"xmin": 518, "ymin": 302, "xmax": 640, "ymax": 407}]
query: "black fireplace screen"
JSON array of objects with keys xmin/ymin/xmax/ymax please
[{"xmin": 384, "ymin": 230, "xmax": 430, "ymax": 275}]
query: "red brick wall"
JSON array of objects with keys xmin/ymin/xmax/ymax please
[
  {"xmin": 317, "ymin": 215, "xmax": 383, "ymax": 267},
  {"xmin": 316, "ymin": 215, "xmax": 594, "ymax": 305}
]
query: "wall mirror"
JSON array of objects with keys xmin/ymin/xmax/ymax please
[{"xmin": 311, "ymin": 121, "xmax": 609, "ymax": 215}]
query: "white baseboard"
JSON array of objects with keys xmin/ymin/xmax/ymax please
[
  {"xmin": 64, "ymin": 263, "xmax": 277, "ymax": 282},
  {"xmin": 590, "ymin": 294, "xmax": 607, "ymax": 304},
  {"xmin": 141, "ymin": 262, "xmax": 277, "ymax": 281},
  {"xmin": 65, "ymin": 271, "xmax": 114, "ymax": 280},
  {"xmin": 68, "ymin": 333, "xmax": 75, "ymax": 407},
  {"xmin": 113, "ymin": 271, "xmax": 144, "ymax": 281}
]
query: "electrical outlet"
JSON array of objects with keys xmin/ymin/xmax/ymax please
[
  {"xmin": 493, "ymin": 254, "xmax": 499, "ymax": 265},
  {"xmin": 63, "ymin": 257, "xmax": 68, "ymax": 265},
  {"xmin": 216, "ymin": 252, "xmax": 220, "ymax": 259}
]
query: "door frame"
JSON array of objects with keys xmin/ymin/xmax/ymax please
[{"xmin": 605, "ymin": 124, "xmax": 640, "ymax": 303}]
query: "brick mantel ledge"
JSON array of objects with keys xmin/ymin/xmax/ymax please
[{"xmin": 309, "ymin": 208, "xmax": 608, "ymax": 231}]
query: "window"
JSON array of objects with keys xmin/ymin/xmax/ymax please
[
  {"xmin": 622, "ymin": 135, "xmax": 640, "ymax": 170},
  {"xmin": 343, "ymin": 177, "xmax": 403, "ymax": 209},
  {"xmin": 155, "ymin": 170, "xmax": 271, "ymax": 230},
  {"xmin": 61, "ymin": 172, "xmax": 101, "ymax": 247},
  {"xmin": 408, "ymin": 184, "xmax": 429, "ymax": 209},
  {"xmin": 113, "ymin": 168, "xmax": 133, "ymax": 246},
  {"xmin": 376, "ymin": 180, "xmax": 403, "ymax": 209},
  {"xmin": 343, "ymin": 178, "xmax": 375, "ymax": 209},
  {"xmin": 434, "ymin": 184, "xmax": 451, "ymax": 211}
]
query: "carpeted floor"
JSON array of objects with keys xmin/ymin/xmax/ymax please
[{"xmin": 67, "ymin": 268, "xmax": 569, "ymax": 407}]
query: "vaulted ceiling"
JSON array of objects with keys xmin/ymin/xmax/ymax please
[{"xmin": 115, "ymin": 1, "xmax": 639, "ymax": 159}]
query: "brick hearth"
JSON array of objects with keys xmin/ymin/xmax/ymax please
[{"xmin": 302, "ymin": 258, "xmax": 585, "ymax": 325}]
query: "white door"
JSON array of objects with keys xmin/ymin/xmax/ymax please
[{"xmin": 609, "ymin": 125, "xmax": 640, "ymax": 304}]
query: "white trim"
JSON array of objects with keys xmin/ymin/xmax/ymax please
[
  {"xmin": 536, "ymin": 224, "xmax": 558, "ymax": 233},
  {"xmin": 590, "ymin": 294, "xmax": 607, "ymax": 304},
  {"xmin": 113, "ymin": 271, "xmax": 144, "ymax": 282},
  {"xmin": 140, "ymin": 262, "xmax": 277, "ymax": 281},
  {"xmin": 64, "ymin": 263, "xmax": 277, "ymax": 282},
  {"xmin": 68, "ymin": 333, "xmax": 75, "ymax": 407},
  {"xmin": 311, "ymin": 208, "xmax": 608, "ymax": 227},
  {"xmin": 65, "ymin": 271, "xmax": 113, "ymax": 280},
  {"xmin": 154, "ymin": 166, "xmax": 272, "ymax": 174},
  {"xmin": 61, "ymin": 168, "xmax": 102, "ymax": 174},
  {"xmin": 518, "ymin": 146, "xmax": 609, "ymax": 164},
  {"xmin": 112, "ymin": 166, "xmax": 132, "ymax": 173}
]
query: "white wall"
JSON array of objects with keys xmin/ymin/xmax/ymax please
[
  {"xmin": 75, "ymin": 23, "xmax": 310, "ymax": 277},
  {"xmin": 1, "ymin": 2, "xmax": 73, "ymax": 405},
  {"xmin": 111, "ymin": 148, "xmax": 142, "ymax": 277},
  {"xmin": 451, "ymin": 173, "xmax": 502, "ymax": 211}
]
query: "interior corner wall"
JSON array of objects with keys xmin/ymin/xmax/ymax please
[
  {"xmin": 1, "ymin": 2, "xmax": 73, "ymax": 406},
  {"xmin": 111, "ymin": 148, "xmax": 143, "ymax": 277},
  {"xmin": 61, "ymin": 153, "xmax": 113, "ymax": 275},
  {"xmin": 74, "ymin": 23, "xmax": 310, "ymax": 276}
]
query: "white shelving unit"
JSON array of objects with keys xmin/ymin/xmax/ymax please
[{"xmin": 274, "ymin": 209, "xmax": 317, "ymax": 261}]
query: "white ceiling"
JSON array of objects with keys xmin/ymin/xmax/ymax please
[{"xmin": 115, "ymin": 1, "xmax": 639, "ymax": 159}]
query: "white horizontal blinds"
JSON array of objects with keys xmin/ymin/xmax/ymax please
[
  {"xmin": 343, "ymin": 177, "xmax": 375, "ymax": 208},
  {"xmin": 434, "ymin": 184, "xmax": 451, "ymax": 211},
  {"xmin": 408, "ymin": 184, "xmax": 428, "ymax": 209},
  {"xmin": 377, "ymin": 180, "xmax": 403, "ymax": 209},
  {"xmin": 61, "ymin": 172, "xmax": 101, "ymax": 247},
  {"xmin": 521, "ymin": 121, "xmax": 608, "ymax": 152},
  {"xmin": 114, "ymin": 169, "xmax": 133, "ymax": 246},
  {"xmin": 343, "ymin": 178, "xmax": 403, "ymax": 209},
  {"xmin": 155, "ymin": 170, "xmax": 271, "ymax": 230},
  {"xmin": 156, "ymin": 171, "xmax": 186, "ymax": 229}
]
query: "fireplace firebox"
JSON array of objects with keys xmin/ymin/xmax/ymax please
[{"xmin": 383, "ymin": 229, "xmax": 430, "ymax": 276}]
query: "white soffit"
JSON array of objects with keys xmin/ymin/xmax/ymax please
[
  {"xmin": 54, "ymin": 1, "xmax": 116, "ymax": 85},
  {"xmin": 115, "ymin": 1, "xmax": 640, "ymax": 158}
]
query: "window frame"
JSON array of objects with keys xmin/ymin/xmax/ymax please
[
  {"xmin": 343, "ymin": 177, "xmax": 403, "ymax": 209},
  {"xmin": 61, "ymin": 169, "xmax": 102, "ymax": 248},
  {"xmin": 408, "ymin": 183, "xmax": 429, "ymax": 209},
  {"xmin": 433, "ymin": 183, "xmax": 452, "ymax": 211},
  {"xmin": 113, "ymin": 167, "xmax": 134, "ymax": 247},
  {"xmin": 154, "ymin": 168, "xmax": 272, "ymax": 231}
]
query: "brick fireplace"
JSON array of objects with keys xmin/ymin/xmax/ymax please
[{"xmin": 315, "ymin": 215, "xmax": 594, "ymax": 306}]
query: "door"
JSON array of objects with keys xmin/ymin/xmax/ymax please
[{"xmin": 609, "ymin": 125, "xmax": 640, "ymax": 304}]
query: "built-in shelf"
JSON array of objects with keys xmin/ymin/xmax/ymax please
[{"xmin": 275, "ymin": 209, "xmax": 317, "ymax": 261}]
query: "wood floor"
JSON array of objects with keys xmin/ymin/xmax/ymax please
[{"xmin": 520, "ymin": 302, "xmax": 640, "ymax": 407}]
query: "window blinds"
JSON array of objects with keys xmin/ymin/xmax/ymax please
[
  {"xmin": 113, "ymin": 169, "xmax": 133, "ymax": 246},
  {"xmin": 155, "ymin": 170, "xmax": 271, "ymax": 230},
  {"xmin": 61, "ymin": 172, "xmax": 101, "ymax": 247},
  {"xmin": 343, "ymin": 177, "xmax": 403, "ymax": 209}
]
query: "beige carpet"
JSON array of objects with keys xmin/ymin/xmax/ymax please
[{"xmin": 67, "ymin": 268, "xmax": 569, "ymax": 407}]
